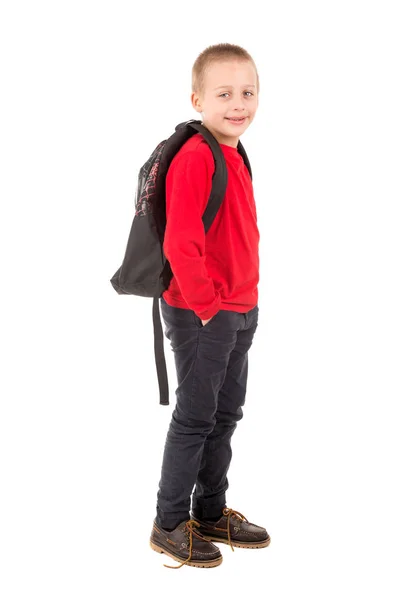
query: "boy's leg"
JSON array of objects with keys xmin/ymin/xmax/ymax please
[
  {"xmin": 191, "ymin": 305, "xmax": 259, "ymax": 520},
  {"xmin": 155, "ymin": 297, "xmax": 240, "ymax": 531}
]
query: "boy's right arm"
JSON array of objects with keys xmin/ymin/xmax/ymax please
[{"xmin": 163, "ymin": 150, "xmax": 222, "ymax": 321}]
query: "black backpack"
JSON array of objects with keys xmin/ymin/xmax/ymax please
[{"xmin": 110, "ymin": 119, "xmax": 252, "ymax": 406}]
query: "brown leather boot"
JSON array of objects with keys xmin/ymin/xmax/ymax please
[
  {"xmin": 191, "ymin": 507, "xmax": 271, "ymax": 551},
  {"xmin": 150, "ymin": 518, "xmax": 223, "ymax": 569}
]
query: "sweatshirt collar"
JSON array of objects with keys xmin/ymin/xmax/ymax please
[{"xmin": 219, "ymin": 142, "xmax": 244, "ymax": 168}]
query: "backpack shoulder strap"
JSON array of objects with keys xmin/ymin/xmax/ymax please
[
  {"xmin": 183, "ymin": 121, "xmax": 228, "ymax": 234},
  {"xmin": 237, "ymin": 139, "xmax": 252, "ymax": 180},
  {"xmin": 171, "ymin": 120, "xmax": 229, "ymax": 234}
]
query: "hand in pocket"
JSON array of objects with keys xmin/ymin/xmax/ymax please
[{"xmin": 201, "ymin": 317, "xmax": 213, "ymax": 327}]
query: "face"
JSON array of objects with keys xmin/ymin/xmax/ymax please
[{"xmin": 191, "ymin": 59, "xmax": 259, "ymax": 147}]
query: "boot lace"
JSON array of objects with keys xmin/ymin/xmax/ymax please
[
  {"xmin": 222, "ymin": 507, "xmax": 249, "ymax": 552},
  {"xmin": 163, "ymin": 519, "xmax": 205, "ymax": 569}
]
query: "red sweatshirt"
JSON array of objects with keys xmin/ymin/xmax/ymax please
[{"xmin": 162, "ymin": 132, "xmax": 260, "ymax": 320}]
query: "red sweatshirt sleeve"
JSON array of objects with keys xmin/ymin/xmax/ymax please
[{"xmin": 163, "ymin": 150, "xmax": 222, "ymax": 320}]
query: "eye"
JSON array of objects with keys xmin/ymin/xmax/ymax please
[{"xmin": 219, "ymin": 91, "xmax": 254, "ymax": 98}]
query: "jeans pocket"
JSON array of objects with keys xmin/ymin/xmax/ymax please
[{"xmin": 193, "ymin": 311, "xmax": 219, "ymax": 330}]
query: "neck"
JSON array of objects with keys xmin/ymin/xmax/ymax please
[{"xmin": 201, "ymin": 122, "xmax": 239, "ymax": 148}]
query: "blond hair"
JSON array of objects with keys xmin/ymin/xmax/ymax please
[{"xmin": 192, "ymin": 43, "xmax": 259, "ymax": 98}]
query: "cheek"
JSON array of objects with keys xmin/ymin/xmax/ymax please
[
  {"xmin": 207, "ymin": 109, "xmax": 225, "ymax": 120},
  {"xmin": 203, "ymin": 101, "xmax": 229, "ymax": 120},
  {"xmin": 217, "ymin": 106, "xmax": 229, "ymax": 118},
  {"xmin": 208, "ymin": 100, "xmax": 225, "ymax": 114}
]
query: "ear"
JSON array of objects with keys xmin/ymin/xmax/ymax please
[{"xmin": 191, "ymin": 92, "xmax": 202, "ymax": 114}]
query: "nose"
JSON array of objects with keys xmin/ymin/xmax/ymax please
[{"xmin": 232, "ymin": 99, "xmax": 246, "ymax": 112}]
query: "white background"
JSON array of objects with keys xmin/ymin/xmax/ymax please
[{"xmin": 1, "ymin": 0, "xmax": 399, "ymax": 598}]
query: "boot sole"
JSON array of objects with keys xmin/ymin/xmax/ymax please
[
  {"xmin": 202, "ymin": 535, "xmax": 271, "ymax": 549},
  {"xmin": 150, "ymin": 540, "xmax": 223, "ymax": 568}
]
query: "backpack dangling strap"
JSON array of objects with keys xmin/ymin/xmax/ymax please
[{"xmin": 152, "ymin": 296, "xmax": 169, "ymax": 405}]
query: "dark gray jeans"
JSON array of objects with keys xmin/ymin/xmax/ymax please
[{"xmin": 155, "ymin": 295, "xmax": 259, "ymax": 530}]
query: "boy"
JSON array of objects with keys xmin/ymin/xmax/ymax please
[{"xmin": 150, "ymin": 43, "xmax": 270, "ymax": 569}]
